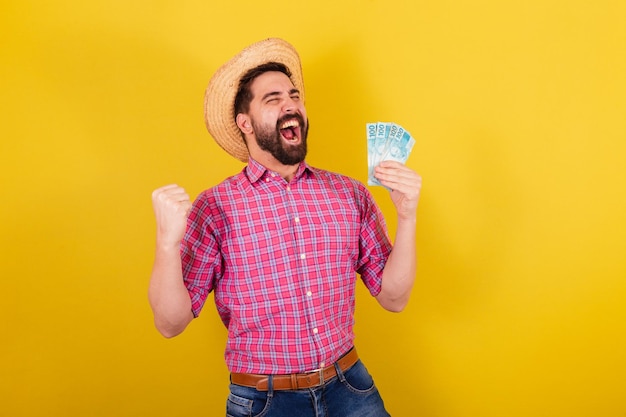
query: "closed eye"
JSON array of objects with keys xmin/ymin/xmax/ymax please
[
  {"xmin": 262, "ymin": 91, "xmax": 281, "ymax": 103},
  {"xmin": 261, "ymin": 89, "xmax": 300, "ymax": 104}
]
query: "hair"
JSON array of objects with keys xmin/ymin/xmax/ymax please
[{"xmin": 233, "ymin": 62, "xmax": 292, "ymax": 118}]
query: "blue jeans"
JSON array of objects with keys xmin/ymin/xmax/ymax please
[{"xmin": 226, "ymin": 360, "xmax": 390, "ymax": 417}]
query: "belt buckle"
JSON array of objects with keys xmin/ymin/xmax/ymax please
[
  {"xmin": 315, "ymin": 367, "xmax": 324, "ymax": 386},
  {"xmin": 305, "ymin": 367, "xmax": 324, "ymax": 387}
]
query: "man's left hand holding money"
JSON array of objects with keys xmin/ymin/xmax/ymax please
[{"xmin": 373, "ymin": 160, "xmax": 422, "ymax": 220}]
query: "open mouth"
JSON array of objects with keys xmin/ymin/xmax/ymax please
[{"xmin": 279, "ymin": 118, "xmax": 301, "ymax": 142}]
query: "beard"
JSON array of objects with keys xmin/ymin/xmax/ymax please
[{"xmin": 252, "ymin": 113, "xmax": 309, "ymax": 166}]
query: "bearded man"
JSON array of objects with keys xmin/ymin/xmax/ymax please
[{"xmin": 148, "ymin": 38, "xmax": 422, "ymax": 417}]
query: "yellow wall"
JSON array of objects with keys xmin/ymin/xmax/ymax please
[{"xmin": 2, "ymin": 1, "xmax": 625, "ymax": 416}]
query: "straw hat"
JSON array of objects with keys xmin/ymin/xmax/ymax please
[{"xmin": 204, "ymin": 38, "xmax": 305, "ymax": 162}]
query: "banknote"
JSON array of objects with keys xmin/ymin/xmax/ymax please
[
  {"xmin": 367, "ymin": 122, "xmax": 391, "ymax": 185},
  {"xmin": 367, "ymin": 122, "xmax": 414, "ymax": 186},
  {"xmin": 366, "ymin": 122, "xmax": 377, "ymax": 181},
  {"xmin": 381, "ymin": 125, "xmax": 415, "ymax": 163}
]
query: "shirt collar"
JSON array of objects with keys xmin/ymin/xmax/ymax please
[{"xmin": 245, "ymin": 157, "xmax": 314, "ymax": 184}]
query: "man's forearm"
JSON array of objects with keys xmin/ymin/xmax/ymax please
[
  {"xmin": 376, "ymin": 217, "xmax": 417, "ymax": 312},
  {"xmin": 148, "ymin": 244, "xmax": 194, "ymax": 337}
]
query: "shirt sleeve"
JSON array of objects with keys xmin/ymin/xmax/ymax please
[
  {"xmin": 355, "ymin": 186, "xmax": 392, "ymax": 296},
  {"xmin": 180, "ymin": 192, "xmax": 222, "ymax": 317}
]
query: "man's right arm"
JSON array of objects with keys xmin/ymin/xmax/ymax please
[{"xmin": 148, "ymin": 184, "xmax": 195, "ymax": 338}]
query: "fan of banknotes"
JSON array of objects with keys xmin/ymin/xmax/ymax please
[{"xmin": 367, "ymin": 122, "xmax": 415, "ymax": 186}]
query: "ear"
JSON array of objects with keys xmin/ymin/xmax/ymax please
[{"xmin": 236, "ymin": 113, "xmax": 254, "ymax": 135}]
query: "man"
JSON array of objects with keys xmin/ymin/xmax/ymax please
[{"xmin": 149, "ymin": 38, "xmax": 422, "ymax": 417}]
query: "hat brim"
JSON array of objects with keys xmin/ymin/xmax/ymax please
[{"xmin": 204, "ymin": 38, "xmax": 305, "ymax": 162}]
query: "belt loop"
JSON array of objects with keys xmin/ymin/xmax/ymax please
[
  {"xmin": 334, "ymin": 361, "xmax": 346, "ymax": 383},
  {"xmin": 268, "ymin": 375, "xmax": 274, "ymax": 397}
]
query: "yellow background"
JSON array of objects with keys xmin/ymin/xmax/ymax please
[{"xmin": 1, "ymin": 0, "xmax": 625, "ymax": 416}]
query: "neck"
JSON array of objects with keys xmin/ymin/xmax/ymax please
[
  {"xmin": 255, "ymin": 154, "xmax": 300, "ymax": 182},
  {"xmin": 276, "ymin": 163, "xmax": 300, "ymax": 182}
]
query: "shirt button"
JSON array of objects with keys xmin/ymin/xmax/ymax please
[
  {"xmin": 265, "ymin": 178, "xmax": 270, "ymax": 182},
  {"xmin": 295, "ymin": 217, "xmax": 300, "ymax": 223},
  {"xmin": 271, "ymin": 173, "xmax": 276, "ymax": 177},
  {"xmin": 286, "ymin": 186, "xmax": 291, "ymax": 191},
  {"xmin": 320, "ymin": 362, "xmax": 326, "ymax": 368},
  {"xmin": 313, "ymin": 328, "xmax": 318, "ymax": 334},
  {"xmin": 300, "ymin": 253, "xmax": 306, "ymax": 260},
  {"xmin": 306, "ymin": 291, "xmax": 312, "ymax": 297}
]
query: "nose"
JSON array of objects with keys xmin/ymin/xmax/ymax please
[{"xmin": 283, "ymin": 96, "xmax": 299, "ymax": 113}]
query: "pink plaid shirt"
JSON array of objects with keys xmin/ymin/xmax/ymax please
[{"xmin": 181, "ymin": 158, "xmax": 392, "ymax": 374}]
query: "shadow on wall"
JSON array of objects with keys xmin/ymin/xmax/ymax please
[
  {"xmin": 418, "ymin": 125, "xmax": 522, "ymax": 316},
  {"xmin": 370, "ymin": 123, "xmax": 523, "ymax": 412}
]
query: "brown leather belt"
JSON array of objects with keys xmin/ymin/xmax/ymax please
[{"xmin": 230, "ymin": 348, "xmax": 359, "ymax": 391}]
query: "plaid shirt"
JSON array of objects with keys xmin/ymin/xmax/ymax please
[{"xmin": 181, "ymin": 158, "xmax": 392, "ymax": 374}]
